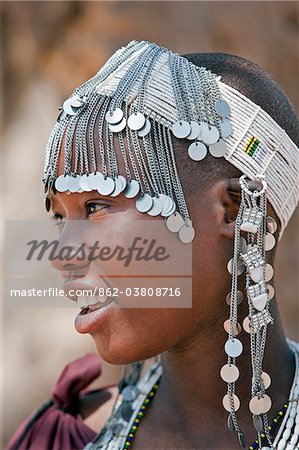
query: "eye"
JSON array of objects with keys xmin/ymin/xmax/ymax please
[
  {"xmin": 86, "ymin": 202, "xmax": 110, "ymax": 216},
  {"xmin": 51, "ymin": 213, "xmax": 65, "ymax": 233},
  {"xmin": 52, "ymin": 213, "xmax": 65, "ymax": 225}
]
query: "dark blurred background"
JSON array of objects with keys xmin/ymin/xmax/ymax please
[{"xmin": 1, "ymin": 1, "xmax": 298, "ymax": 447}]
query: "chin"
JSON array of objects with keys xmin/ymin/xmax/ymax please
[{"xmin": 91, "ymin": 331, "xmax": 163, "ymax": 365}]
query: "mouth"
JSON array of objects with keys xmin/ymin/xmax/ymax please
[
  {"xmin": 78, "ymin": 295, "xmax": 115, "ymax": 315},
  {"xmin": 62, "ymin": 280, "xmax": 119, "ymax": 334},
  {"xmin": 74, "ymin": 294, "xmax": 118, "ymax": 334}
]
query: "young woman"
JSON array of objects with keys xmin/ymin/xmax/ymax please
[{"xmin": 8, "ymin": 40, "xmax": 299, "ymax": 450}]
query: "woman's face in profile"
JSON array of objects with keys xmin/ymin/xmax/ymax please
[
  {"xmin": 48, "ymin": 161, "xmax": 233, "ymax": 365},
  {"xmin": 46, "ymin": 128, "xmax": 235, "ymax": 364}
]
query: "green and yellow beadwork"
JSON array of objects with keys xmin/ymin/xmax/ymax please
[
  {"xmin": 120, "ymin": 376, "xmax": 287, "ymax": 450},
  {"xmin": 244, "ymin": 136, "xmax": 261, "ymax": 158},
  {"xmin": 122, "ymin": 381, "xmax": 160, "ymax": 449},
  {"xmin": 248, "ymin": 403, "xmax": 288, "ymax": 450}
]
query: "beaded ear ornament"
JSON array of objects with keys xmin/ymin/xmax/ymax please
[
  {"xmin": 222, "ymin": 173, "xmax": 279, "ymax": 448},
  {"xmin": 43, "ymin": 40, "xmax": 233, "ymax": 244}
]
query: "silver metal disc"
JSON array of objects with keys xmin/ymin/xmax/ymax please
[
  {"xmin": 79, "ymin": 174, "xmax": 92, "ymax": 192},
  {"xmin": 147, "ymin": 196, "xmax": 163, "ymax": 216},
  {"xmin": 249, "ymin": 395, "xmax": 272, "ymax": 415},
  {"xmin": 266, "ymin": 283, "xmax": 275, "ymax": 300},
  {"xmin": 224, "ymin": 338, "xmax": 243, "ymax": 357},
  {"xmin": 135, "ymin": 193, "xmax": 153, "ymax": 213},
  {"xmin": 222, "ymin": 394, "xmax": 240, "ymax": 412},
  {"xmin": 69, "ymin": 94, "xmax": 83, "ymax": 108},
  {"xmin": 242, "ymin": 316, "xmax": 251, "ymax": 333},
  {"xmin": 121, "ymin": 385, "xmax": 140, "ymax": 402},
  {"xmin": 166, "ymin": 212, "xmax": 185, "ymax": 232},
  {"xmin": 68, "ymin": 175, "xmax": 81, "ymax": 193},
  {"xmin": 63, "ymin": 99, "xmax": 76, "ymax": 116},
  {"xmin": 265, "ymin": 264, "xmax": 274, "ymax": 282},
  {"xmin": 112, "ymin": 422, "xmax": 123, "ymax": 435},
  {"xmin": 227, "ymin": 258, "xmax": 245, "ymax": 275},
  {"xmin": 137, "ymin": 118, "xmax": 151, "ymax": 137},
  {"xmin": 238, "ymin": 432, "xmax": 246, "ymax": 448},
  {"xmin": 215, "ymin": 99, "xmax": 231, "ymax": 118},
  {"xmin": 223, "ymin": 319, "xmax": 241, "ymax": 335},
  {"xmin": 172, "ymin": 120, "xmax": 191, "ymax": 139},
  {"xmin": 110, "ymin": 176, "xmax": 124, "ymax": 197},
  {"xmin": 228, "ymin": 414, "xmax": 235, "ymax": 431},
  {"xmin": 88, "ymin": 172, "xmax": 104, "ymax": 190},
  {"xmin": 179, "ymin": 224, "xmax": 195, "ymax": 243},
  {"xmin": 186, "ymin": 121, "xmax": 201, "ymax": 140},
  {"xmin": 96, "ymin": 429, "xmax": 113, "ymax": 445},
  {"xmin": 55, "ymin": 175, "xmax": 70, "ymax": 192},
  {"xmin": 267, "ymin": 216, "xmax": 278, "ymax": 234},
  {"xmin": 199, "ymin": 121, "xmax": 209, "ymax": 135},
  {"xmin": 220, "ymin": 119, "xmax": 233, "ymax": 138},
  {"xmin": 201, "ymin": 125, "xmax": 220, "ymax": 145},
  {"xmin": 261, "ymin": 372, "xmax": 271, "ymax": 389},
  {"xmin": 161, "ymin": 199, "xmax": 176, "ymax": 217},
  {"xmin": 128, "ymin": 112, "xmax": 146, "ymax": 131},
  {"xmin": 117, "ymin": 175, "xmax": 127, "ymax": 192},
  {"xmin": 105, "ymin": 108, "xmax": 124, "ymax": 124},
  {"xmin": 253, "ymin": 415, "xmax": 264, "ymax": 433},
  {"xmin": 226, "ymin": 290, "xmax": 244, "ymax": 306},
  {"xmin": 265, "ymin": 233, "xmax": 276, "ymax": 251},
  {"xmin": 120, "ymin": 402, "xmax": 134, "ymax": 422},
  {"xmin": 97, "ymin": 176, "xmax": 115, "ymax": 196},
  {"xmin": 188, "ymin": 141, "xmax": 208, "ymax": 161},
  {"xmin": 252, "ymin": 372, "xmax": 271, "ymax": 390},
  {"xmin": 124, "ymin": 180, "xmax": 140, "ymax": 198},
  {"xmin": 90, "ymin": 172, "xmax": 104, "ymax": 190},
  {"xmin": 108, "ymin": 117, "xmax": 127, "ymax": 133},
  {"xmin": 220, "ymin": 364, "xmax": 240, "ymax": 383},
  {"xmin": 159, "ymin": 194, "xmax": 172, "ymax": 215},
  {"xmin": 209, "ymin": 139, "xmax": 228, "ymax": 158}
]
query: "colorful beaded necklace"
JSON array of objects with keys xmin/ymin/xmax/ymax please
[
  {"xmin": 121, "ymin": 378, "xmax": 288, "ymax": 450},
  {"xmin": 249, "ymin": 403, "xmax": 288, "ymax": 450},
  {"xmin": 122, "ymin": 380, "xmax": 160, "ymax": 449}
]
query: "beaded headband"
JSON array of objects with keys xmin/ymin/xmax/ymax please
[{"xmin": 44, "ymin": 40, "xmax": 298, "ymax": 243}]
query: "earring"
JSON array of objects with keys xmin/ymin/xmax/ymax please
[{"xmin": 221, "ymin": 174, "xmax": 276, "ymax": 448}]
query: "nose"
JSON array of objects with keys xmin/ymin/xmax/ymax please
[{"xmin": 50, "ymin": 220, "xmax": 89, "ymax": 276}]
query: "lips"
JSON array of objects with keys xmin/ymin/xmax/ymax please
[
  {"xmin": 77, "ymin": 295, "xmax": 110, "ymax": 308},
  {"xmin": 75, "ymin": 297, "xmax": 117, "ymax": 334},
  {"xmin": 78, "ymin": 295, "xmax": 114, "ymax": 314},
  {"xmin": 63, "ymin": 279, "xmax": 118, "ymax": 334}
]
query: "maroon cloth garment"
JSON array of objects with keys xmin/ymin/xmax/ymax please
[{"xmin": 7, "ymin": 353, "xmax": 113, "ymax": 450}]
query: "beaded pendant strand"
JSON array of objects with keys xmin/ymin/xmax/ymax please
[{"xmin": 122, "ymin": 380, "xmax": 160, "ymax": 449}]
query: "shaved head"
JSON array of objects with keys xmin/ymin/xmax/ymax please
[
  {"xmin": 184, "ymin": 52, "xmax": 298, "ymax": 145},
  {"xmin": 173, "ymin": 52, "xmax": 299, "ymax": 236}
]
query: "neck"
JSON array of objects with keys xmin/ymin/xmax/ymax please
[{"xmin": 156, "ymin": 292, "xmax": 295, "ymax": 449}]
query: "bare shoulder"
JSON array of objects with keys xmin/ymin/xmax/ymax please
[{"xmin": 78, "ymin": 385, "xmax": 119, "ymax": 433}]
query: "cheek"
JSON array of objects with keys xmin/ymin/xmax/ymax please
[
  {"xmin": 192, "ymin": 223, "xmax": 232, "ymax": 307},
  {"xmin": 89, "ymin": 212, "xmax": 231, "ymax": 364},
  {"xmin": 90, "ymin": 307, "xmax": 201, "ymax": 365}
]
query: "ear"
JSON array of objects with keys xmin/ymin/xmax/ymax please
[{"xmin": 210, "ymin": 179, "xmax": 241, "ymax": 241}]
